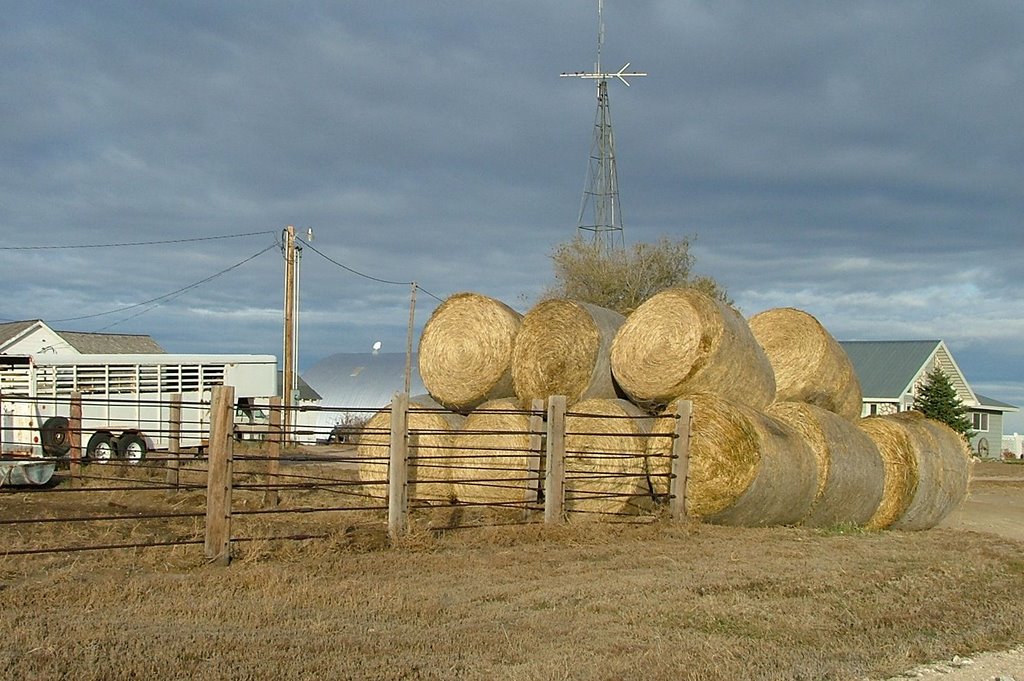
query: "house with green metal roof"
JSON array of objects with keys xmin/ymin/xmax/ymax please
[{"xmin": 838, "ymin": 340, "xmax": 1018, "ymax": 459}]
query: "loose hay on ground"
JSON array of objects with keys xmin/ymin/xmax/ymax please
[
  {"xmin": 766, "ymin": 401, "xmax": 884, "ymax": 527},
  {"xmin": 511, "ymin": 299, "xmax": 624, "ymax": 408},
  {"xmin": 647, "ymin": 394, "xmax": 818, "ymax": 526},
  {"xmin": 749, "ymin": 307, "xmax": 863, "ymax": 421},
  {"xmin": 611, "ymin": 288, "xmax": 776, "ymax": 411},
  {"xmin": 355, "ymin": 395, "xmax": 464, "ymax": 502},
  {"xmin": 418, "ymin": 292, "xmax": 522, "ymax": 413}
]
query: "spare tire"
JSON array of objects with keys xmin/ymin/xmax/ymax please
[{"xmin": 40, "ymin": 416, "xmax": 72, "ymax": 457}]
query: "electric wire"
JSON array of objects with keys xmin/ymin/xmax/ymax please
[
  {"xmin": 45, "ymin": 243, "xmax": 277, "ymax": 324},
  {"xmin": 0, "ymin": 230, "xmax": 277, "ymax": 251}
]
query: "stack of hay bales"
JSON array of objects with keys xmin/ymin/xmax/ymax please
[
  {"xmin": 749, "ymin": 307, "xmax": 863, "ymax": 421},
  {"xmin": 391, "ymin": 289, "xmax": 969, "ymax": 530},
  {"xmin": 355, "ymin": 395, "xmax": 464, "ymax": 502},
  {"xmin": 859, "ymin": 411, "xmax": 971, "ymax": 530},
  {"xmin": 563, "ymin": 398, "xmax": 652, "ymax": 517},
  {"xmin": 610, "ymin": 288, "xmax": 776, "ymax": 410},
  {"xmin": 646, "ymin": 394, "xmax": 818, "ymax": 526},
  {"xmin": 512, "ymin": 299, "xmax": 624, "ymax": 408},
  {"xmin": 418, "ymin": 292, "xmax": 522, "ymax": 413},
  {"xmin": 450, "ymin": 398, "xmax": 540, "ymax": 506}
]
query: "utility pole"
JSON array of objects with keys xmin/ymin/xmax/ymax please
[{"xmin": 282, "ymin": 225, "xmax": 298, "ymax": 442}]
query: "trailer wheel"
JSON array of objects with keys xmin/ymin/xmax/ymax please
[
  {"xmin": 40, "ymin": 417, "xmax": 71, "ymax": 457},
  {"xmin": 86, "ymin": 432, "xmax": 116, "ymax": 460},
  {"xmin": 117, "ymin": 433, "xmax": 147, "ymax": 463}
]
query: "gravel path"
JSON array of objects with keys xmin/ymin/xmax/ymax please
[{"xmin": 880, "ymin": 645, "xmax": 1024, "ymax": 680}]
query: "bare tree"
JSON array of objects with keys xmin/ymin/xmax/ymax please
[{"xmin": 545, "ymin": 236, "xmax": 729, "ymax": 315}]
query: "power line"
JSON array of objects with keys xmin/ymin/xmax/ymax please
[
  {"xmin": 297, "ymin": 237, "xmax": 445, "ymax": 303},
  {"xmin": 0, "ymin": 230, "xmax": 277, "ymax": 251},
  {"xmin": 47, "ymin": 243, "xmax": 277, "ymax": 324}
]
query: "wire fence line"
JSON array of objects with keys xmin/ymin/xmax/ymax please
[{"xmin": 0, "ymin": 390, "xmax": 691, "ymax": 564}]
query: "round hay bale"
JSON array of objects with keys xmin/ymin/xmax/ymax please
[
  {"xmin": 610, "ymin": 288, "xmax": 776, "ymax": 411},
  {"xmin": 749, "ymin": 307, "xmax": 863, "ymax": 421},
  {"xmin": 511, "ymin": 299, "xmax": 625, "ymax": 408},
  {"xmin": 418, "ymin": 292, "xmax": 522, "ymax": 413},
  {"xmin": 766, "ymin": 401, "xmax": 884, "ymax": 527},
  {"xmin": 858, "ymin": 416, "xmax": 919, "ymax": 529},
  {"xmin": 646, "ymin": 394, "xmax": 817, "ymax": 526},
  {"xmin": 886, "ymin": 411, "xmax": 972, "ymax": 530},
  {"xmin": 450, "ymin": 398, "xmax": 541, "ymax": 506},
  {"xmin": 355, "ymin": 395, "xmax": 464, "ymax": 501},
  {"xmin": 564, "ymin": 398, "xmax": 653, "ymax": 517}
]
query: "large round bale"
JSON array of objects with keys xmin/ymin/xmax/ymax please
[
  {"xmin": 610, "ymin": 288, "xmax": 776, "ymax": 411},
  {"xmin": 511, "ymin": 299, "xmax": 625, "ymax": 408},
  {"xmin": 564, "ymin": 398, "xmax": 653, "ymax": 517},
  {"xmin": 355, "ymin": 396, "xmax": 464, "ymax": 502},
  {"xmin": 749, "ymin": 307, "xmax": 863, "ymax": 421},
  {"xmin": 646, "ymin": 393, "xmax": 818, "ymax": 526},
  {"xmin": 858, "ymin": 416, "xmax": 919, "ymax": 529},
  {"xmin": 418, "ymin": 292, "xmax": 523, "ymax": 413},
  {"xmin": 886, "ymin": 411, "xmax": 972, "ymax": 531},
  {"xmin": 766, "ymin": 401, "xmax": 884, "ymax": 527},
  {"xmin": 450, "ymin": 398, "xmax": 541, "ymax": 506}
]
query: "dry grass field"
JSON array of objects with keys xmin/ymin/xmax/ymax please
[{"xmin": 0, "ymin": 460, "xmax": 1022, "ymax": 680}]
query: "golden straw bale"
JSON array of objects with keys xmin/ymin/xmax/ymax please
[
  {"xmin": 512, "ymin": 299, "xmax": 625, "ymax": 408},
  {"xmin": 749, "ymin": 307, "xmax": 863, "ymax": 421},
  {"xmin": 766, "ymin": 401, "xmax": 884, "ymax": 527},
  {"xmin": 647, "ymin": 394, "xmax": 818, "ymax": 526},
  {"xmin": 564, "ymin": 398, "xmax": 653, "ymax": 517},
  {"xmin": 886, "ymin": 411, "xmax": 972, "ymax": 530},
  {"xmin": 858, "ymin": 417, "xmax": 919, "ymax": 529},
  {"xmin": 450, "ymin": 398, "xmax": 542, "ymax": 506},
  {"xmin": 355, "ymin": 395, "xmax": 464, "ymax": 501},
  {"xmin": 610, "ymin": 288, "xmax": 776, "ymax": 411},
  {"xmin": 418, "ymin": 292, "xmax": 523, "ymax": 413}
]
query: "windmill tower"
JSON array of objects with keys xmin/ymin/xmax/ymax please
[{"xmin": 562, "ymin": 0, "xmax": 646, "ymax": 250}]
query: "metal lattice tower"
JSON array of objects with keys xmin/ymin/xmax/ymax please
[{"xmin": 561, "ymin": 0, "xmax": 646, "ymax": 249}]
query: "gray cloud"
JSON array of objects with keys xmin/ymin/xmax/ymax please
[{"xmin": 2, "ymin": 1, "xmax": 1022, "ymax": 429}]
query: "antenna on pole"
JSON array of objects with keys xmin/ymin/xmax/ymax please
[{"xmin": 561, "ymin": 0, "xmax": 646, "ymax": 250}]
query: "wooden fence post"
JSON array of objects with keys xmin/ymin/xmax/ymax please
[
  {"xmin": 524, "ymin": 398, "xmax": 545, "ymax": 519},
  {"xmin": 387, "ymin": 392, "xmax": 409, "ymax": 540},
  {"xmin": 263, "ymin": 396, "xmax": 283, "ymax": 508},
  {"xmin": 166, "ymin": 393, "xmax": 181, "ymax": 490},
  {"xmin": 544, "ymin": 395, "xmax": 566, "ymax": 524},
  {"xmin": 668, "ymin": 399, "xmax": 692, "ymax": 520},
  {"xmin": 205, "ymin": 385, "xmax": 235, "ymax": 566},
  {"xmin": 68, "ymin": 392, "xmax": 82, "ymax": 482}
]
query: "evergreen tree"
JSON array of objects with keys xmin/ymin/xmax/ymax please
[{"xmin": 913, "ymin": 367, "xmax": 974, "ymax": 438}]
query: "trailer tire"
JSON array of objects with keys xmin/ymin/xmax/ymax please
[
  {"xmin": 40, "ymin": 417, "xmax": 71, "ymax": 457},
  {"xmin": 117, "ymin": 433, "xmax": 147, "ymax": 463},
  {"xmin": 86, "ymin": 432, "xmax": 116, "ymax": 460}
]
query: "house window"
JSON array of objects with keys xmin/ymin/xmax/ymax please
[
  {"xmin": 972, "ymin": 412, "xmax": 989, "ymax": 432},
  {"xmin": 869, "ymin": 404, "xmax": 878, "ymax": 415}
]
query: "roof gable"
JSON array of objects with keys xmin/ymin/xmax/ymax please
[
  {"xmin": 839, "ymin": 340, "xmax": 941, "ymax": 399},
  {"xmin": 57, "ymin": 331, "xmax": 164, "ymax": 354}
]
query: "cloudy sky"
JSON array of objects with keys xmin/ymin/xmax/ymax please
[{"xmin": 2, "ymin": 2, "xmax": 1022, "ymax": 431}]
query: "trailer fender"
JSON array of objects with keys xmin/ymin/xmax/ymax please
[{"xmin": 40, "ymin": 417, "xmax": 71, "ymax": 457}]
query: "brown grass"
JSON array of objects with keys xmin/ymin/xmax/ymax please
[{"xmin": 1, "ymin": 462, "xmax": 1023, "ymax": 680}]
